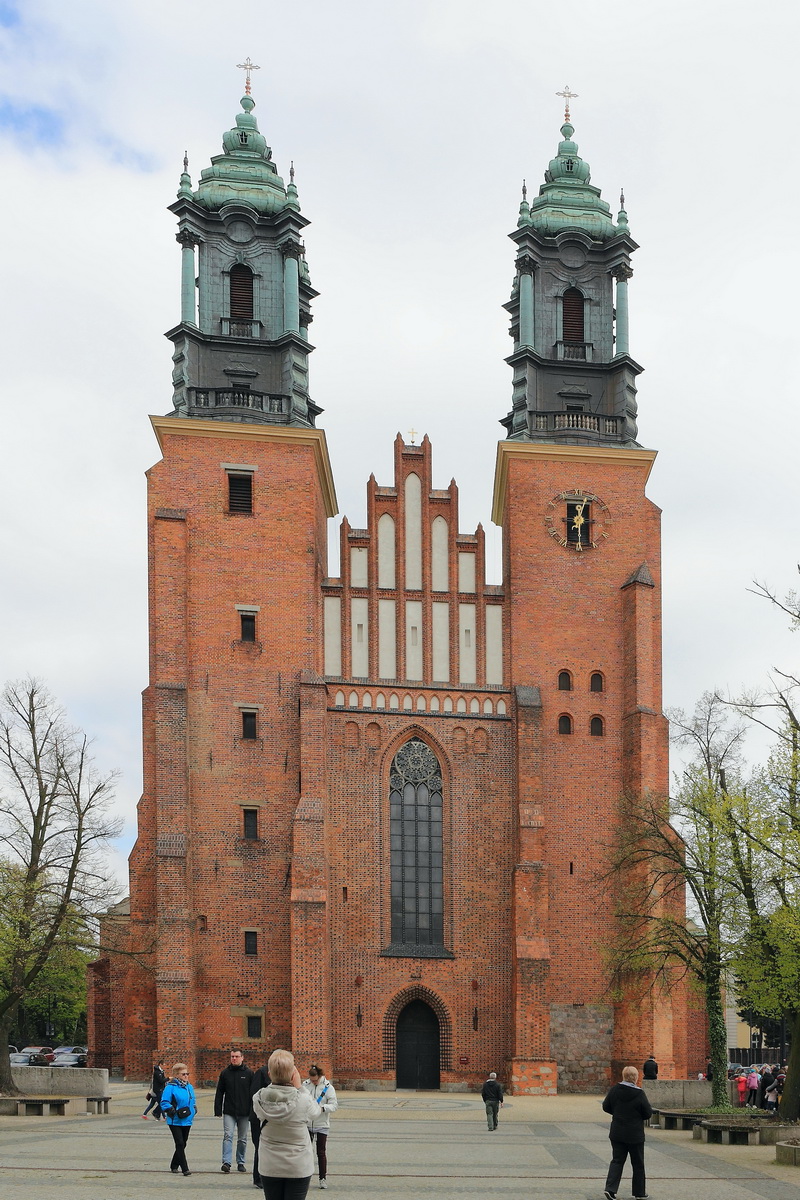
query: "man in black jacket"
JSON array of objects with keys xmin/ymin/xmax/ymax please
[
  {"xmin": 214, "ymin": 1049, "xmax": 253, "ymax": 1174},
  {"xmin": 642, "ymin": 1055, "xmax": 658, "ymax": 1081},
  {"xmin": 481, "ymin": 1072, "xmax": 504, "ymax": 1130},
  {"xmin": 602, "ymin": 1065, "xmax": 653, "ymax": 1200}
]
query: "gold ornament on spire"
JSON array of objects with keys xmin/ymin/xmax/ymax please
[
  {"xmin": 408, "ymin": 428, "xmax": 418, "ymax": 445},
  {"xmin": 237, "ymin": 57, "xmax": 261, "ymax": 95},
  {"xmin": 555, "ymin": 85, "xmax": 578, "ymax": 122}
]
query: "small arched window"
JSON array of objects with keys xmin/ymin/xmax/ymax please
[
  {"xmin": 562, "ymin": 287, "xmax": 585, "ymax": 343},
  {"xmin": 558, "ymin": 671, "xmax": 572, "ymax": 691},
  {"xmin": 558, "ymin": 714, "xmax": 573, "ymax": 735},
  {"xmin": 590, "ymin": 672, "xmax": 604, "ymax": 693},
  {"xmin": 590, "ymin": 716, "xmax": 604, "ymax": 737},
  {"xmin": 230, "ymin": 263, "xmax": 254, "ymax": 320}
]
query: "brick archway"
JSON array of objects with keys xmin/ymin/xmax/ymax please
[{"xmin": 382, "ymin": 985, "xmax": 452, "ymax": 1071}]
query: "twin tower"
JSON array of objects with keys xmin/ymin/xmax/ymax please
[{"xmin": 88, "ymin": 89, "xmax": 691, "ymax": 1090}]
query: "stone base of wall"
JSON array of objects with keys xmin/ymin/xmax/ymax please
[
  {"xmin": 507, "ymin": 1058, "xmax": 557, "ymax": 1095},
  {"xmin": 10, "ymin": 1066, "xmax": 110, "ymax": 1097},
  {"xmin": 550, "ymin": 1003, "xmax": 614, "ymax": 1093}
]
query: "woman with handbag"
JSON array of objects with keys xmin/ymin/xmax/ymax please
[{"xmin": 160, "ymin": 1063, "xmax": 197, "ymax": 1176}]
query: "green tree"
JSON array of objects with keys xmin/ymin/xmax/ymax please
[{"xmin": 0, "ymin": 679, "xmax": 120, "ymax": 1094}]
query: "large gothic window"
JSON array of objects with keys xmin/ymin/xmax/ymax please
[
  {"xmin": 562, "ymin": 287, "xmax": 585, "ymax": 343},
  {"xmin": 389, "ymin": 739, "xmax": 444, "ymax": 950}
]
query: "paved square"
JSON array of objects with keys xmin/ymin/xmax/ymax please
[{"xmin": 1, "ymin": 1087, "xmax": 799, "ymax": 1199}]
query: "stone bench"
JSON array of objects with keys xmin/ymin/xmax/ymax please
[
  {"xmin": 86, "ymin": 1096, "xmax": 111, "ymax": 1115},
  {"xmin": 15, "ymin": 1097, "xmax": 70, "ymax": 1117},
  {"xmin": 693, "ymin": 1119, "xmax": 794, "ymax": 1146},
  {"xmin": 651, "ymin": 1109, "xmax": 706, "ymax": 1130}
]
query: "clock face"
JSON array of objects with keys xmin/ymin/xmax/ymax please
[{"xmin": 544, "ymin": 489, "xmax": 610, "ymax": 551}]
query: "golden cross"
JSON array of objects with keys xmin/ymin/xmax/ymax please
[
  {"xmin": 556, "ymin": 85, "xmax": 578, "ymax": 122},
  {"xmin": 408, "ymin": 428, "xmax": 418, "ymax": 444},
  {"xmin": 237, "ymin": 57, "xmax": 261, "ymax": 95}
]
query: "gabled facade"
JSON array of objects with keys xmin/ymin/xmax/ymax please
[{"xmin": 89, "ymin": 91, "xmax": 688, "ymax": 1092}]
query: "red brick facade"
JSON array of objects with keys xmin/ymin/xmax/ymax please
[{"xmin": 89, "ymin": 420, "xmax": 688, "ymax": 1092}]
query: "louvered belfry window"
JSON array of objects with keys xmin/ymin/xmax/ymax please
[
  {"xmin": 230, "ymin": 264, "xmax": 254, "ymax": 320},
  {"xmin": 562, "ymin": 287, "xmax": 585, "ymax": 343},
  {"xmin": 228, "ymin": 473, "xmax": 253, "ymax": 514}
]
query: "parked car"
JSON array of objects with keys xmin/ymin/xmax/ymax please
[
  {"xmin": 53, "ymin": 1045, "xmax": 87, "ymax": 1056},
  {"xmin": 52, "ymin": 1050, "xmax": 88, "ymax": 1067},
  {"xmin": 9, "ymin": 1052, "xmax": 33, "ymax": 1066},
  {"xmin": 20, "ymin": 1046, "xmax": 55, "ymax": 1063},
  {"xmin": 7, "ymin": 1046, "xmax": 18, "ymax": 1054}
]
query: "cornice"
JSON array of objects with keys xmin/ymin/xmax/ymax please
[
  {"xmin": 491, "ymin": 439, "xmax": 657, "ymax": 526},
  {"xmin": 150, "ymin": 415, "xmax": 338, "ymax": 517}
]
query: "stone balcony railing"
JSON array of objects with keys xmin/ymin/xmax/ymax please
[
  {"xmin": 533, "ymin": 411, "xmax": 618, "ymax": 436},
  {"xmin": 555, "ymin": 340, "xmax": 593, "ymax": 362},
  {"xmin": 190, "ymin": 389, "xmax": 287, "ymax": 414}
]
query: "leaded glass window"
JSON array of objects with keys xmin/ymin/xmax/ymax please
[{"xmin": 389, "ymin": 738, "xmax": 443, "ymax": 948}]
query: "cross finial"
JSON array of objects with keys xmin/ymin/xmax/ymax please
[
  {"xmin": 290, "ymin": 160, "xmax": 295, "ymax": 183},
  {"xmin": 522, "ymin": 178, "xmax": 527, "ymax": 201},
  {"xmin": 408, "ymin": 427, "xmax": 418, "ymax": 445},
  {"xmin": 620, "ymin": 188, "xmax": 625, "ymax": 209},
  {"xmin": 237, "ymin": 57, "xmax": 261, "ymax": 95},
  {"xmin": 555, "ymin": 85, "xmax": 578, "ymax": 122},
  {"xmin": 183, "ymin": 150, "xmax": 189, "ymax": 172}
]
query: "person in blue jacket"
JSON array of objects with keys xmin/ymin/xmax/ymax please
[{"xmin": 160, "ymin": 1063, "xmax": 197, "ymax": 1177}]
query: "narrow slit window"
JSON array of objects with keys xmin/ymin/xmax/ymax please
[
  {"xmin": 228, "ymin": 473, "xmax": 253, "ymax": 514},
  {"xmin": 558, "ymin": 671, "xmax": 572, "ymax": 691},
  {"xmin": 562, "ymin": 287, "xmax": 585, "ymax": 343},
  {"xmin": 246, "ymin": 1015, "xmax": 262, "ymax": 1038},
  {"xmin": 590, "ymin": 716, "xmax": 605, "ymax": 737},
  {"xmin": 241, "ymin": 710, "xmax": 258, "ymax": 740},
  {"xmin": 558, "ymin": 714, "xmax": 573, "ymax": 735},
  {"xmin": 243, "ymin": 808, "xmax": 258, "ymax": 839},
  {"xmin": 240, "ymin": 613, "xmax": 256, "ymax": 642},
  {"xmin": 230, "ymin": 263, "xmax": 254, "ymax": 319},
  {"xmin": 244, "ymin": 930, "xmax": 258, "ymax": 956}
]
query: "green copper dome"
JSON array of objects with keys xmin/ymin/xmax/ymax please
[
  {"xmin": 520, "ymin": 120, "xmax": 628, "ymax": 242},
  {"xmin": 194, "ymin": 95, "xmax": 293, "ymax": 216}
]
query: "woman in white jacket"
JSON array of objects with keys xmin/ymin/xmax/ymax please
[
  {"xmin": 302, "ymin": 1065, "xmax": 339, "ymax": 1190},
  {"xmin": 252, "ymin": 1049, "xmax": 321, "ymax": 1200}
]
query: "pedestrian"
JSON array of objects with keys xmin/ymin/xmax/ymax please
[
  {"xmin": 759, "ymin": 1064, "xmax": 775, "ymax": 1110},
  {"xmin": 215, "ymin": 1047, "xmax": 254, "ymax": 1174},
  {"xmin": 160, "ymin": 1063, "xmax": 197, "ymax": 1177},
  {"xmin": 303, "ymin": 1063, "xmax": 338, "ymax": 1190},
  {"xmin": 481, "ymin": 1071, "xmax": 504, "ymax": 1131},
  {"xmin": 252, "ymin": 1048, "xmax": 322, "ymax": 1200},
  {"xmin": 706, "ymin": 1059, "xmax": 713, "ymax": 1082},
  {"xmin": 735, "ymin": 1071, "xmax": 747, "ymax": 1106},
  {"xmin": 765, "ymin": 1076, "xmax": 780, "ymax": 1113},
  {"xmin": 143, "ymin": 1058, "xmax": 167, "ymax": 1119},
  {"xmin": 746, "ymin": 1066, "xmax": 760, "ymax": 1105},
  {"xmin": 642, "ymin": 1055, "xmax": 658, "ymax": 1081},
  {"xmin": 250, "ymin": 1057, "xmax": 272, "ymax": 1189},
  {"xmin": 602, "ymin": 1064, "xmax": 652, "ymax": 1200}
]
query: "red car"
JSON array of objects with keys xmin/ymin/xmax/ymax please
[{"xmin": 20, "ymin": 1046, "xmax": 55, "ymax": 1063}]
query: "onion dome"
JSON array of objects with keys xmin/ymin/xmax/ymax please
[
  {"xmin": 521, "ymin": 119, "xmax": 617, "ymax": 242},
  {"xmin": 193, "ymin": 94, "xmax": 297, "ymax": 216}
]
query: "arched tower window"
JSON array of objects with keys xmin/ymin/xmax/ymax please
[
  {"xmin": 558, "ymin": 714, "xmax": 573, "ymax": 735},
  {"xmin": 562, "ymin": 288, "xmax": 585, "ymax": 343},
  {"xmin": 590, "ymin": 716, "xmax": 605, "ymax": 737},
  {"xmin": 590, "ymin": 672, "xmax": 604, "ymax": 693},
  {"xmin": 558, "ymin": 670, "xmax": 572, "ymax": 691},
  {"xmin": 230, "ymin": 264, "xmax": 254, "ymax": 321},
  {"xmin": 389, "ymin": 738, "xmax": 444, "ymax": 949}
]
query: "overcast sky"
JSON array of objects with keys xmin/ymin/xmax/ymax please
[{"xmin": 0, "ymin": 0, "xmax": 797, "ymax": 887}]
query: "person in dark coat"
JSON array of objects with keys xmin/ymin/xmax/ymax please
[
  {"xmin": 642, "ymin": 1055, "xmax": 658, "ymax": 1081},
  {"xmin": 481, "ymin": 1071, "xmax": 504, "ymax": 1130},
  {"xmin": 143, "ymin": 1058, "xmax": 167, "ymax": 1119},
  {"xmin": 215, "ymin": 1048, "xmax": 254, "ymax": 1173},
  {"xmin": 602, "ymin": 1064, "xmax": 653, "ymax": 1200},
  {"xmin": 249, "ymin": 1058, "xmax": 272, "ymax": 1188}
]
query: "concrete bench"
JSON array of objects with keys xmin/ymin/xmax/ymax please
[
  {"xmin": 652, "ymin": 1109, "xmax": 706, "ymax": 1130},
  {"xmin": 15, "ymin": 1097, "xmax": 70, "ymax": 1116},
  {"xmin": 696, "ymin": 1122, "xmax": 759, "ymax": 1145},
  {"xmin": 86, "ymin": 1096, "xmax": 111, "ymax": 1115}
]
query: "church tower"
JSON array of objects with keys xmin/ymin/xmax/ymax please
[
  {"xmin": 122, "ymin": 78, "xmax": 337, "ymax": 1080},
  {"xmin": 494, "ymin": 96, "xmax": 685, "ymax": 1090}
]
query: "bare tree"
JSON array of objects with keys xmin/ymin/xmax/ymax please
[{"xmin": 0, "ymin": 679, "xmax": 121, "ymax": 1095}]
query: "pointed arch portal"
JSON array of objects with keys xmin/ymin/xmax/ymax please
[{"xmin": 396, "ymin": 999, "xmax": 440, "ymax": 1089}]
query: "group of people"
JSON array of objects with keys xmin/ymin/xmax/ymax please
[
  {"xmin": 733, "ymin": 1063, "xmax": 786, "ymax": 1110},
  {"xmin": 142, "ymin": 1048, "xmax": 337, "ymax": 1196}
]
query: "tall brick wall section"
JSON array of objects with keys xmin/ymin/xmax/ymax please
[{"xmin": 495, "ymin": 442, "xmax": 687, "ymax": 1089}]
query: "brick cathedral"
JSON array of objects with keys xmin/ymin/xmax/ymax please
[{"xmin": 88, "ymin": 86, "xmax": 690, "ymax": 1091}]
